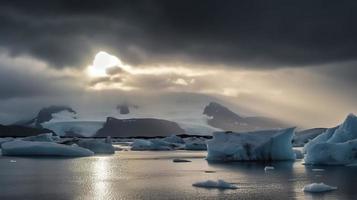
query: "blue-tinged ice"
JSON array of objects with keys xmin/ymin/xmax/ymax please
[
  {"xmin": 206, "ymin": 128, "xmax": 296, "ymax": 161},
  {"xmin": 304, "ymin": 114, "xmax": 357, "ymax": 165}
]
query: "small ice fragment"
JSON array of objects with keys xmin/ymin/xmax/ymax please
[
  {"xmin": 312, "ymin": 168, "xmax": 325, "ymax": 172},
  {"xmin": 173, "ymin": 158, "xmax": 191, "ymax": 163},
  {"xmin": 264, "ymin": 166, "xmax": 275, "ymax": 171},
  {"xmin": 192, "ymin": 180, "xmax": 238, "ymax": 189},
  {"xmin": 303, "ymin": 183, "xmax": 337, "ymax": 193},
  {"xmin": 10, "ymin": 160, "xmax": 16, "ymax": 163}
]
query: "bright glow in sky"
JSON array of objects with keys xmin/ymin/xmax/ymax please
[{"xmin": 87, "ymin": 51, "xmax": 122, "ymax": 77}]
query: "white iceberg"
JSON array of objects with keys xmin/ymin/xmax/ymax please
[
  {"xmin": 130, "ymin": 139, "xmax": 173, "ymax": 151},
  {"xmin": 304, "ymin": 114, "xmax": 357, "ymax": 165},
  {"xmin": 1, "ymin": 140, "xmax": 94, "ymax": 157},
  {"xmin": 206, "ymin": 128, "xmax": 296, "ymax": 161},
  {"xmin": 192, "ymin": 180, "xmax": 237, "ymax": 189},
  {"xmin": 303, "ymin": 183, "xmax": 337, "ymax": 193},
  {"xmin": 76, "ymin": 139, "xmax": 115, "ymax": 154}
]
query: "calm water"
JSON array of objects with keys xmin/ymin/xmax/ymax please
[{"xmin": 0, "ymin": 151, "xmax": 357, "ymax": 200}]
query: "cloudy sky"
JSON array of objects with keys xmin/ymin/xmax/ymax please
[{"xmin": 0, "ymin": 0, "xmax": 356, "ymax": 127}]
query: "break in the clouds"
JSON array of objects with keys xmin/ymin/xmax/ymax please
[{"xmin": 1, "ymin": 0, "xmax": 357, "ymax": 69}]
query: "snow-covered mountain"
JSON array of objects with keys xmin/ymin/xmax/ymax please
[
  {"xmin": 203, "ymin": 102, "xmax": 290, "ymax": 132},
  {"xmin": 13, "ymin": 93, "xmax": 298, "ymax": 137}
]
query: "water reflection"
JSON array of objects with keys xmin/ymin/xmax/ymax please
[
  {"xmin": 1, "ymin": 152, "xmax": 357, "ymax": 200},
  {"xmin": 92, "ymin": 156, "xmax": 112, "ymax": 200}
]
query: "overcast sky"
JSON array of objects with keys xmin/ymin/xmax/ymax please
[{"xmin": 0, "ymin": 0, "xmax": 356, "ymax": 127}]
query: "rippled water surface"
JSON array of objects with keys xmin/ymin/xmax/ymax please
[{"xmin": 0, "ymin": 151, "xmax": 357, "ymax": 200}]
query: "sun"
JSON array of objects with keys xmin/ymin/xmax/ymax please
[{"xmin": 87, "ymin": 51, "xmax": 122, "ymax": 77}]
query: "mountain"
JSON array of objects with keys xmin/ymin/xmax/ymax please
[
  {"xmin": 203, "ymin": 102, "xmax": 290, "ymax": 132},
  {"xmin": 18, "ymin": 105, "xmax": 76, "ymax": 128},
  {"xmin": 95, "ymin": 117, "xmax": 185, "ymax": 137},
  {"xmin": 292, "ymin": 128, "xmax": 327, "ymax": 147},
  {"xmin": 0, "ymin": 124, "xmax": 54, "ymax": 137}
]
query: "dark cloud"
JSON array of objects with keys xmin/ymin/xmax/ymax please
[
  {"xmin": 0, "ymin": 0, "xmax": 357, "ymax": 68},
  {"xmin": 0, "ymin": 52, "xmax": 80, "ymax": 99}
]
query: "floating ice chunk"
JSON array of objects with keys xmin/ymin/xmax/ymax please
[
  {"xmin": 192, "ymin": 180, "xmax": 238, "ymax": 189},
  {"xmin": 1, "ymin": 140, "xmax": 94, "ymax": 157},
  {"xmin": 264, "ymin": 166, "xmax": 275, "ymax": 171},
  {"xmin": 22, "ymin": 133, "xmax": 58, "ymax": 142},
  {"xmin": 130, "ymin": 139, "xmax": 172, "ymax": 151},
  {"xmin": 162, "ymin": 135, "xmax": 185, "ymax": 144},
  {"xmin": 303, "ymin": 183, "xmax": 337, "ymax": 193},
  {"xmin": 173, "ymin": 158, "xmax": 191, "ymax": 163},
  {"xmin": 184, "ymin": 137, "xmax": 207, "ymax": 150},
  {"xmin": 304, "ymin": 114, "xmax": 357, "ymax": 165},
  {"xmin": 0, "ymin": 137, "xmax": 14, "ymax": 147},
  {"xmin": 206, "ymin": 128, "xmax": 296, "ymax": 161},
  {"xmin": 76, "ymin": 139, "xmax": 115, "ymax": 154},
  {"xmin": 10, "ymin": 160, "xmax": 16, "ymax": 163}
]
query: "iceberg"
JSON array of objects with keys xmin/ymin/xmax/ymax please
[
  {"xmin": 304, "ymin": 114, "xmax": 357, "ymax": 165},
  {"xmin": 303, "ymin": 183, "xmax": 337, "ymax": 193},
  {"xmin": 22, "ymin": 133, "xmax": 59, "ymax": 142},
  {"xmin": 184, "ymin": 137, "xmax": 207, "ymax": 150},
  {"xmin": 130, "ymin": 139, "xmax": 173, "ymax": 151},
  {"xmin": 162, "ymin": 135, "xmax": 185, "ymax": 144},
  {"xmin": 1, "ymin": 140, "xmax": 94, "ymax": 157},
  {"xmin": 192, "ymin": 180, "xmax": 237, "ymax": 189},
  {"xmin": 76, "ymin": 139, "xmax": 115, "ymax": 154},
  {"xmin": 206, "ymin": 128, "xmax": 296, "ymax": 161},
  {"xmin": 0, "ymin": 137, "xmax": 14, "ymax": 147}
]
